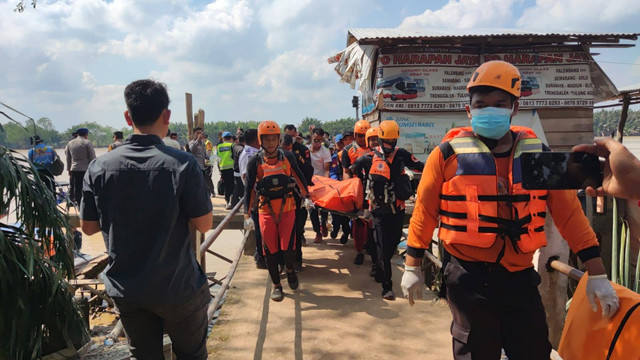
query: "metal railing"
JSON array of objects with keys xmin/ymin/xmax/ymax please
[{"xmin": 197, "ymin": 197, "xmax": 247, "ymax": 323}]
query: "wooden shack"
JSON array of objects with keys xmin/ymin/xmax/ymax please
[
  {"xmin": 330, "ymin": 29, "xmax": 638, "ymax": 156},
  {"xmin": 329, "ymin": 29, "xmax": 639, "ymax": 347}
]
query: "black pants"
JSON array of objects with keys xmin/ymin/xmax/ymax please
[
  {"xmin": 443, "ymin": 256, "xmax": 551, "ymax": 360},
  {"xmin": 294, "ymin": 201, "xmax": 307, "ymax": 263},
  {"xmin": 252, "ymin": 210, "xmax": 264, "ymax": 262},
  {"xmin": 220, "ymin": 169, "xmax": 235, "ymax": 204},
  {"xmin": 230, "ymin": 175, "xmax": 243, "ymax": 207},
  {"xmin": 332, "ymin": 214, "xmax": 350, "ymax": 237},
  {"xmin": 202, "ymin": 168, "xmax": 214, "ymax": 196},
  {"xmin": 114, "ymin": 284, "xmax": 211, "ymax": 359},
  {"xmin": 263, "ymin": 221, "xmax": 296, "ymax": 286},
  {"xmin": 372, "ymin": 210, "xmax": 405, "ymax": 292},
  {"xmin": 309, "ymin": 208, "xmax": 328, "ymax": 235},
  {"xmin": 70, "ymin": 171, "xmax": 86, "ymax": 205}
]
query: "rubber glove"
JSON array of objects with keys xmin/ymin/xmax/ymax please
[
  {"xmin": 304, "ymin": 198, "xmax": 314, "ymax": 210},
  {"xmin": 586, "ymin": 274, "xmax": 619, "ymax": 319},
  {"xmin": 244, "ymin": 217, "xmax": 255, "ymax": 231},
  {"xmin": 401, "ymin": 265, "xmax": 424, "ymax": 306}
]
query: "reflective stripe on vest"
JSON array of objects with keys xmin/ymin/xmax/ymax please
[
  {"xmin": 439, "ymin": 129, "xmax": 548, "ymax": 253},
  {"xmin": 217, "ymin": 142, "xmax": 234, "ymax": 170}
]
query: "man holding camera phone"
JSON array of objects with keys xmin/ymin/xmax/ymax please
[{"xmin": 402, "ymin": 61, "xmax": 619, "ymax": 360}]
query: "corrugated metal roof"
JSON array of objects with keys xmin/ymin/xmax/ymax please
[
  {"xmin": 619, "ymin": 84, "xmax": 640, "ymax": 94},
  {"xmin": 347, "ymin": 28, "xmax": 639, "ymax": 44}
]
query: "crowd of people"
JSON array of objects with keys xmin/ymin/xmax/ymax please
[{"xmin": 29, "ymin": 60, "xmax": 639, "ymax": 358}]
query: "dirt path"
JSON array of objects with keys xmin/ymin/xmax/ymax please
[{"xmin": 207, "ymin": 231, "xmax": 453, "ymax": 360}]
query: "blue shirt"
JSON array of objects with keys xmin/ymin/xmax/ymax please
[
  {"xmin": 28, "ymin": 143, "xmax": 56, "ymax": 169},
  {"xmin": 80, "ymin": 134, "xmax": 212, "ymax": 304},
  {"xmin": 329, "ymin": 152, "xmax": 342, "ymax": 180}
]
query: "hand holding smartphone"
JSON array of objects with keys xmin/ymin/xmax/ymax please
[{"xmin": 520, "ymin": 151, "xmax": 603, "ymax": 190}]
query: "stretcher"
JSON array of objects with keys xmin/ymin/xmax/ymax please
[{"xmin": 308, "ymin": 176, "xmax": 364, "ymax": 218}]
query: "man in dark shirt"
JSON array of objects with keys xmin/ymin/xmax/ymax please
[
  {"xmin": 230, "ymin": 132, "xmax": 245, "ymax": 207},
  {"xmin": 80, "ymin": 79, "xmax": 213, "ymax": 359},
  {"xmin": 284, "ymin": 124, "xmax": 314, "ymax": 270}
]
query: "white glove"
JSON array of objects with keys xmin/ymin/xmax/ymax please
[
  {"xmin": 358, "ymin": 209, "xmax": 372, "ymax": 221},
  {"xmin": 304, "ymin": 198, "xmax": 314, "ymax": 210},
  {"xmin": 586, "ymin": 274, "xmax": 619, "ymax": 319},
  {"xmin": 244, "ymin": 217, "xmax": 255, "ymax": 231},
  {"xmin": 401, "ymin": 265, "xmax": 424, "ymax": 306}
]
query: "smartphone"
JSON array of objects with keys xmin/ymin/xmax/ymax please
[{"xmin": 520, "ymin": 151, "xmax": 602, "ymax": 190}]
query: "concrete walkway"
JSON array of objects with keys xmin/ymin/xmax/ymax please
[{"xmin": 206, "ymin": 230, "xmax": 453, "ymax": 360}]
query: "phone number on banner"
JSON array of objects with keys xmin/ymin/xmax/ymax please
[
  {"xmin": 519, "ymin": 99, "xmax": 593, "ymax": 107},
  {"xmin": 384, "ymin": 102, "xmax": 467, "ymax": 110}
]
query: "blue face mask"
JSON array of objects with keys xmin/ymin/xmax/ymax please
[{"xmin": 470, "ymin": 107, "xmax": 512, "ymax": 140}]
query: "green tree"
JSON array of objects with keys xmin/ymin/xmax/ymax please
[{"xmin": 322, "ymin": 117, "xmax": 356, "ymax": 137}]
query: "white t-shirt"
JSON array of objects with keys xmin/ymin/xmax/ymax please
[
  {"xmin": 239, "ymin": 145, "xmax": 260, "ymax": 184},
  {"xmin": 307, "ymin": 145, "xmax": 331, "ymax": 176}
]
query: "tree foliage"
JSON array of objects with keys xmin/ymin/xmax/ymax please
[
  {"xmin": 593, "ymin": 109, "xmax": 640, "ymax": 137},
  {"xmin": 0, "ymin": 146, "xmax": 88, "ymax": 358}
]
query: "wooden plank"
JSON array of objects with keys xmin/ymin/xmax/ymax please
[
  {"xmin": 545, "ymin": 132, "xmax": 594, "ymax": 147},
  {"xmin": 536, "ymin": 108, "xmax": 593, "ymax": 119},
  {"xmin": 197, "ymin": 109, "xmax": 205, "ymax": 130},
  {"xmin": 69, "ymin": 279, "xmax": 102, "ymax": 286},
  {"xmin": 185, "ymin": 93, "xmax": 193, "ymax": 137},
  {"xmin": 540, "ymin": 118, "xmax": 593, "ymax": 132}
]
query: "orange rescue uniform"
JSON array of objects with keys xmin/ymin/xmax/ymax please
[{"xmin": 408, "ymin": 131, "xmax": 598, "ymax": 272}]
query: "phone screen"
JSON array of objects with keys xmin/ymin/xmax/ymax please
[{"xmin": 520, "ymin": 152, "xmax": 602, "ymax": 190}]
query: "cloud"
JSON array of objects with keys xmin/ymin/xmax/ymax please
[
  {"xmin": 399, "ymin": 0, "xmax": 515, "ymax": 29},
  {"xmin": 516, "ymin": 0, "xmax": 640, "ymax": 32}
]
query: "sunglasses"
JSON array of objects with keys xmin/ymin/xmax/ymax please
[{"xmin": 313, "ymin": 139, "xmax": 323, "ymax": 143}]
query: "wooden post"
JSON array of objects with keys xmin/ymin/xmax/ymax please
[
  {"xmin": 535, "ymin": 214, "xmax": 570, "ymax": 348},
  {"xmin": 185, "ymin": 93, "xmax": 193, "ymax": 138},
  {"xmin": 197, "ymin": 109, "xmax": 205, "ymax": 130}
]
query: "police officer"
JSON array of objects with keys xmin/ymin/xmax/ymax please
[
  {"xmin": 217, "ymin": 131, "xmax": 235, "ymax": 209},
  {"xmin": 402, "ymin": 60, "xmax": 619, "ymax": 359},
  {"xmin": 244, "ymin": 121, "xmax": 313, "ymax": 301},
  {"xmin": 108, "ymin": 131, "xmax": 124, "ymax": 151}
]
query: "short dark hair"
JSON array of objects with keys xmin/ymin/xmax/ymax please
[
  {"xmin": 124, "ymin": 79, "xmax": 170, "ymax": 127},
  {"xmin": 244, "ymin": 129, "xmax": 258, "ymax": 145},
  {"xmin": 284, "ymin": 124, "xmax": 297, "ymax": 132},
  {"xmin": 469, "ymin": 85, "xmax": 517, "ymax": 105},
  {"xmin": 194, "ymin": 127, "xmax": 203, "ymax": 132},
  {"xmin": 238, "ymin": 132, "xmax": 245, "ymax": 143},
  {"xmin": 313, "ymin": 128, "xmax": 325, "ymax": 137},
  {"xmin": 170, "ymin": 132, "xmax": 178, "ymax": 137},
  {"xmin": 282, "ymin": 134, "xmax": 294, "ymax": 146},
  {"xmin": 114, "ymin": 131, "xmax": 124, "ymax": 139}
]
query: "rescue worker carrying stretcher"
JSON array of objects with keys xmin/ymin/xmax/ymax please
[
  {"xmin": 342, "ymin": 120, "xmax": 373, "ymax": 265},
  {"xmin": 402, "ymin": 60, "xmax": 619, "ymax": 359},
  {"xmin": 244, "ymin": 121, "xmax": 313, "ymax": 302},
  {"xmin": 351, "ymin": 127, "xmax": 381, "ymax": 275},
  {"xmin": 353, "ymin": 121, "xmax": 424, "ymax": 300}
]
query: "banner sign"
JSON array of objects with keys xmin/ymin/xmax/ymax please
[
  {"xmin": 381, "ymin": 110, "xmax": 547, "ymax": 162},
  {"xmin": 375, "ymin": 46, "xmax": 593, "ymax": 111}
]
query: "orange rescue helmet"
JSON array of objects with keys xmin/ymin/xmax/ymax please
[
  {"xmin": 467, "ymin": 60, "xmax": 521, "ymax": 98},
  {"xmin": 378, "ymin": 120, "xmax": 400, "ymax": 140},
  {"xmin": 354, "ymin": 120, "xmax": 371, "ymax": 135},
  {"xmin": 365, "ymin": 127, "xmax": 379, "ymax": 147},
  {"xmin": 257, "ymin": 120, "xmax": 280, "ymax": 145}
]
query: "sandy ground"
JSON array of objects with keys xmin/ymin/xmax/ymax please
[{"xmin": 207, "ymin": 226, "xmax": 453, "ymax": 360}]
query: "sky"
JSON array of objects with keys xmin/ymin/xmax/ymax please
[{"xmin": 1, "ymin": 0, "xmax": 639, "ymax": 132}]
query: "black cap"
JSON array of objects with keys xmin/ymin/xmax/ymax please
[{"xmin": 343, "ymin": 131, "xmax": 354, "ymax": 138}]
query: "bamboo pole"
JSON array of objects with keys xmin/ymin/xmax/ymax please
[{"xmin": 185, "ymin": 93, "xmax": 193, "ymax": 138}]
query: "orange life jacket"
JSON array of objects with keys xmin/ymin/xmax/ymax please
[
  {"xmin": 439, "ymin": 126, "xmax": 548, "ymax": 253},
  {"xmin": 366, "ymin": 148, "xmax": 413, "ymax": 212},
  {"xmin": 255, "ymin": 149, "xmax": 298, "ymax": 220},
  {"xmin": 346, "ymin": 143, "xmax": 370, "ymax": 165}
]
